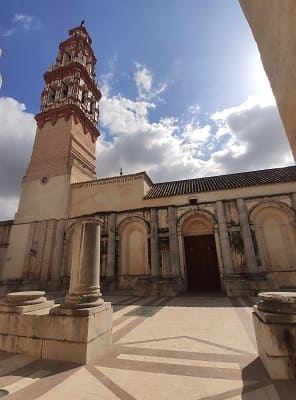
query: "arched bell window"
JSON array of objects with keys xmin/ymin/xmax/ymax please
[
  {"xmin": 61, "ymin": 82, "xmax": 69, "ymax": 99},
  {"xmin": 48, "ymin": 86, "xmax": 56, "ymax": 103},
  {"xmin": 90, "ymin": 98, "xmax": 96, "ymax": 115},
  {"xmin": 82, "ymin": 90, "xmax": 88, "ymax": 105},
  {"xmin": 63, "ymin": 51, "xmax": 71, "ymax": 65}
]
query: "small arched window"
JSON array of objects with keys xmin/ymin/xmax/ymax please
[
  {"xmin": 63, "ymin": 51, "xmax": 71, "ymax": 65},
  {"xmin": 90, "ymin": 99, "xmax": 96, "ymax": 115},
  {"xmin": 61, "ymin": 82, "xmax": 68, "ymax": 99},
  {"xmin": 48, "ymin": 87, "xmax": 56, "ymax": 103},
  {"xmin": 82, "ymin": 90, "xmax": 88, "ymax": 105}
]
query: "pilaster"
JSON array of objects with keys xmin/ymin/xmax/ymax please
[
  {"xmin": 216, "ymin": 201, "xmax": 234, "ymax": 275},
  {"xmin": 168, "ymin": 206, "xmax": 180, "ymax": 277},
  {"xmin": 106, "ymin": 213, "xmax": 116, "ymax": 278},
  {"xmin": 236, "ymin": 198, "xmax": 258, "ymax": 274},
  {"xmin": 150, "ymin": 208, "xmax": 160, "ymax": 277}
]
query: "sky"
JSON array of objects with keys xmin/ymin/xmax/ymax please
[{"xmin": 0, "ymin": 0, "xmax": 294, "ymax": 220}]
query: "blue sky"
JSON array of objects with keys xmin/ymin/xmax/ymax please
[{"xmin": 0, "ymin": 0, "xmax": 294, "ymax": 220}]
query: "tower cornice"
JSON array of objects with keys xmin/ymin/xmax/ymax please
[{"xmin": 35, "ymin": 103, "xmax": 100, "ymax": 143}]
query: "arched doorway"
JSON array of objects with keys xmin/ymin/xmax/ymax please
[{"xmin": 182, "ymin": 215, "xmax": 221, "ymax": 292}]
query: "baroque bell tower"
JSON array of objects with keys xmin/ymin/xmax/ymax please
[{"xmin": 16, "ymin": 24, "xmax": 101, "ymax": 223}]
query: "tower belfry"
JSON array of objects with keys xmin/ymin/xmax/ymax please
[
  {"xmin": 17, "ymin": 25, "xmax": 101, "ymax": 223},
  {"xmin": 37, "ymin": 24, "xmax": 100, "ymax": 139}
]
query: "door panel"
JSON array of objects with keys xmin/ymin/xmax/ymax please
[{"xmin": 184, "ymin": 235, "xmax": 220, "ymax": 291}]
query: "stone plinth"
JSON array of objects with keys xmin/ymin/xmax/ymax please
[
  {"xmin": 253, "ymin": 291, "xmax": 296, "ymax": 379},
  {"xmin": 0, "ymin": 291, "xmax": 112, "ymax": 364},
  {"xmin": 0, "ymin": 217, "xmax": 113, "ymax": 364}
]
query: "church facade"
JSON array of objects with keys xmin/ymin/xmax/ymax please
[{"xmin": 0, "ymin": 25, "xmax": 296, "ymax": 296}]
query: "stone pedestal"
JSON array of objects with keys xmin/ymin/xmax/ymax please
[
  {"xmin": 49, "ymin": 217, "xmax": 113, "ymax": 362},
  {"xmin": 0, "ymin": 218, "xmax": 113, "ymax": 364},
  {"xmin": 253, "ymin": 291, "xmax": 296, "ymax": 379},
  {"xmin": 0, "ymin": 291, "xmax": 112, "ymax": 364}
]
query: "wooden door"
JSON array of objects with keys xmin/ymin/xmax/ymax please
[{"xmin": 184, "ymin": 235, "xmax": 221, "ymax": 291}]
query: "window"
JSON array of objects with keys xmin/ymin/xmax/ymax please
[
  {"xmin": 90, "ymin": 99, "xmax": 96, "ymax": 115},
  {"xmin": 82, "ymin": 90, "xmax": 88, "ymax": 105},
  {"xmin": 61, "ymin": 82, "xmax": 68, "ymax": 99},
  {"xmin": 63, "ymin": 51, "xmax": 71, "ymax": 65},
  {"xmin": 48, "ymin": 87, "xmax": 56, "ymax": 103}
]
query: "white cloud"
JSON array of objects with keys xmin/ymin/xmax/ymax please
[
  {"xmin": 210, "ymin": 98, "xmax": 293, "ymax": 173},
  {"xmin": 97, "ymin": 77, "xmax": 293, "ymax": 182},
  {"xmin": 0, "ymin": 97, "xmax": 35, "ymax": 220},
  {"xmin": 134, "ymin": 63, "xmax": 152, "ymax": 98},
  {"xmin": 1, "ymin": 28, "xmax": 16, "ymax": 38},
  {"xmin": 134, "ymin": 62, "xmax": 167, "ymax": 101},
  {"xmin": 13, "ymin": 13, "xmax": 33, "ymax": 30},
  {"xmin": 100, "ymin": 93, "xmax": 154, "ymax": 135},
  {"xmin": 1, "ymin": 13, "xmax": 39, "ymax": 37}
]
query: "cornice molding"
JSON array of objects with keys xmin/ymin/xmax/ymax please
[{"xmin": 35, "ymin": 104, "xmax": 100, "ymax": 142}]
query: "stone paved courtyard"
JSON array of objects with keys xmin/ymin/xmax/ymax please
[{"xmin": 0, "ymin": 295, "xmax": 295, "ymax": 399}]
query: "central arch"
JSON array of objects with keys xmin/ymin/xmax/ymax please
[{"xmin": 179, "ymin": 212, "xmax": 221, "ymax": 292}]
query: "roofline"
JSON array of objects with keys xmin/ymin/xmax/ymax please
[{"xmin": 151, "ymin": 165, "xmax": 296, "ymax": 187}]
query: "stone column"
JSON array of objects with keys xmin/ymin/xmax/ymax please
[
  {"xmin": 106, "ymin": 213, "xmax": 116, "ymax": 278},
  {"xmin": 168, "ymin": 206, "xmax": 180, "ymax": 277},
  {"xmin": 62, "ymin": 217, "xmax": 104, "ymax": 309},
  {"xmin": 150, "ymin": 208, "xmax": 160, "ymax": 277},
  {"xmin": 236, "ymin": 198, "xmax": 258, "ymax": 273},
  {"xmin": 216, "ymin": 201, "xmax": 234, "ymax": 275}
]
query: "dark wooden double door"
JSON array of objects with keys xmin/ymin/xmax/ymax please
[{"xmin": 184, "ymin": 234, "xmax": 221, "ymax": 292}]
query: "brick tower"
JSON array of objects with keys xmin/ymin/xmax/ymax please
[
  {"xmin": 2, "ymin": 25, "xmax": 101, "ymax": 284},
  {"xmin": 16, "ymin": 24, "xmax": 101, "ymax": 223}
]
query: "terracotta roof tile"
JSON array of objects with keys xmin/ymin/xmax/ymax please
[{"xmin": 144, "ymin": 166, "xmax": 296, "ymax": 199}]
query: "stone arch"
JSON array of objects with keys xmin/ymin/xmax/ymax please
[
  {"xmin": 249, "ymin": 201, "xmax": 296, "ymax": 271},
  {"xmin": 118, "ymin": 217, "xmax": 150, "ymax": 276},
  {"xmin": 177, "ymin": 209, "xmax": 217, "ymax": 235},
  {"xmin": 182, "ymin": 214, "xmax": 214, "ymax": 236},
  {"xmin": 249, "ymin": 200, "xmax": 295, "ymax": 222}
]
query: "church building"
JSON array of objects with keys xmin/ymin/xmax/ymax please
[{"xmin": 0, "ymin": 25, "xmax": 296, "ymax": 297}]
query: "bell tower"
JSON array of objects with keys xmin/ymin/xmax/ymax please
[{"xmin": 16, "ymin": 24, "xmax": 101, "ymax": 223}]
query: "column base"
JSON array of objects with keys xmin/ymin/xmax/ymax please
[{"xmin": 61, "ymin": 292, "xmax": 104, "ymax": 309}]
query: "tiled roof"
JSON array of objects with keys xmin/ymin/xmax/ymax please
[{"xmin": 144, "ymin": 166, "xmax": 296, "ymax": 199}]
